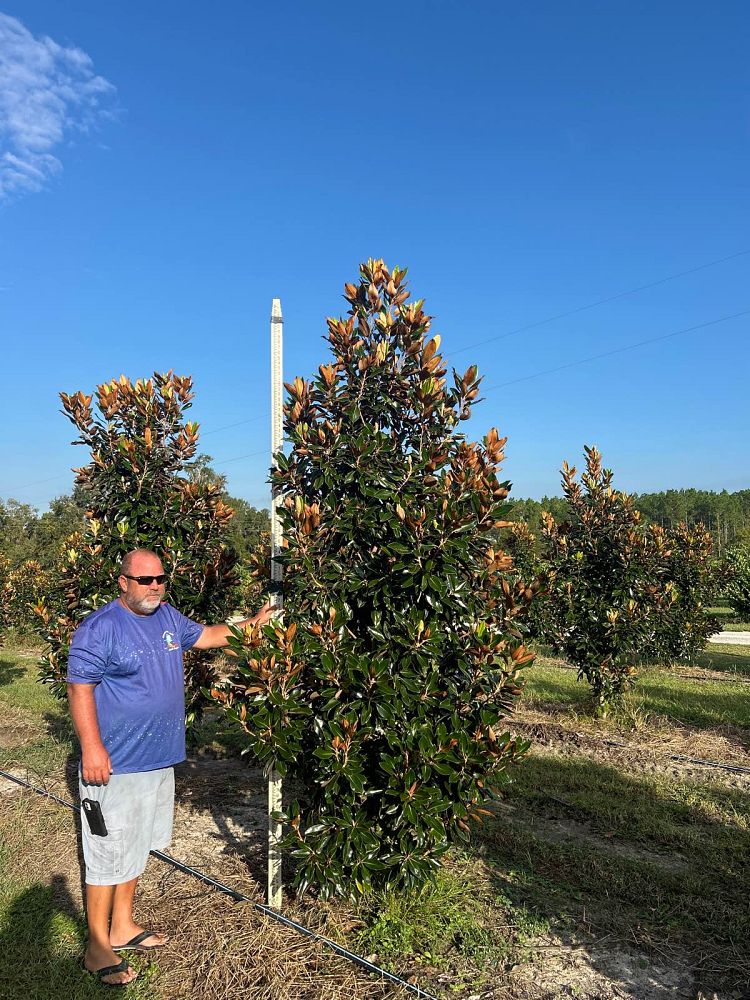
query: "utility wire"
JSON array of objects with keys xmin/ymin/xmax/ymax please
[
  {"xmin": 202, "ymin": 413, "xmax": 269, "ymax": 437},
  {"xmin": 479, "ymin": 308, "xmax": 750, "ymax": 393},
  {"xmin": 2, "ymin": 433, "xmax": 271, "ymax": 495},
  {"xmin": 214, "ymin": 449, "xmax": 268, "ymax": 467},
  {"xmin": 451, "ymin": 248, "xmax": 750, "ymax": 356},
  {"xmin": 0, "ymin": 768, "xmax": 438, "ymax": 1000},
  {"xmin": 3, "ymin": 249, "xmax": 748, "ymax": 496}
]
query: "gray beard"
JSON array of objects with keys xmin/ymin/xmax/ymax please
[{"xmin": 123, "ymin": 594, "xmax": 162, "ymax": 615}]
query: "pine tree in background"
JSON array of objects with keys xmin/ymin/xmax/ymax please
[
  {"xmin": 213, "ymin": 259, "xmax": 537, "ymax": 898},
  {"xmin": 38, "ymin": 372, "xmax": 237, "ymax": 722}
]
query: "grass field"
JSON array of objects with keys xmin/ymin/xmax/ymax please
[{"xmin": 1, "ymin": 639, "xmax": 748, "ymax": 998}]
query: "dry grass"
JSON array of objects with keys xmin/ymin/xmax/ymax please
[
  {"xmin": 138, "ymin": 853, "xmax": 412, "ymax": 1000},
  {"xmin": 0, "ymin": 785, "xmax": 415, "ymax": 1000},
  {"xmin": 512, "ymin": 705, "xmax": 750, "ymax": 772}
]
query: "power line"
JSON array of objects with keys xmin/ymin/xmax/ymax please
[
  {"xmin": 3, "ymin": 248, "xmax": 747, "ymax": 497},
  {"xmin": 0, "ymin": 473, "xmax": 73, "ymax": 493},
  {"xmin": 480, "ymin": 308, "xmax": 750, "ymax": 393},
  {"xmin": 1, "ymin": 429, "xmax": 271, "ymax": 496},
  {"xmin": 214, "ymin": 449, "xmax": 268, "ymax": 467},
  {"xmin": 201, "ymin": 413, "xmax": 269, "ymax": 436},
  {"xmin": 451, "ymin": 248, "xmax": 750, "ymax": 357}
]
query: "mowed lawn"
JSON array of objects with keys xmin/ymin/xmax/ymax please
[{"xmin": 522, "ymin": 635, "xmax": 750, "ymax": 725}]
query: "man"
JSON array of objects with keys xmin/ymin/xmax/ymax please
[{"xmin": 66, "ymin": 548, "xmax": 274, "ymax": 986}]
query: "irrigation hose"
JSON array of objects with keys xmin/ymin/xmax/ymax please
[
  {"xmin": 598, "ymin": 740, "xmax": 750, "ymax": 775},
  {"xmin": 0, "ymin": 768, "xmax": 439, "ymax": 1000}
]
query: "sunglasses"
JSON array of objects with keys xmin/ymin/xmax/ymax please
[{"xmin": 122, "ymin": 574, "xmax": 168, "ymax": 586}]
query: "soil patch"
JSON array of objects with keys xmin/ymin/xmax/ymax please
[{"xmin": 511, "ymin": 712, "xmax": 750, "ymax": 789}]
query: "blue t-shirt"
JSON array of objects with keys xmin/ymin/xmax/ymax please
[{"xmin": 66, "ymin": 599, "xmax": 204, "ymax": 774}]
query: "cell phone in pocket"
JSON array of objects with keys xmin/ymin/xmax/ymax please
[{"xmin": 82, "ymin": 798, "xmax": 109, "ymax": 837}]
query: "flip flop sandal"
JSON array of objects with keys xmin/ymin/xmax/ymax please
[
  {"xmin": 112, "ymin": 929, "xmax": 168, "ymax": 951},
  {"xmin": 89, "ymin": 957, "xmax": 138, "ymax": 987}
]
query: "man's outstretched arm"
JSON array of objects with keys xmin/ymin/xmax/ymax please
[{"xmin": 192, "ymin": 601, "xmax": 276, "ymax": 650}]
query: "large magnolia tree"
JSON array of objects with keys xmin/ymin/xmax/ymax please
[
  {"xmin": 213, "ymin": 259, "xmax": 537, "ymax": 898},
  {"xmin": 39, "ymin": 372, "xmax": 237, "ymax": 721}
]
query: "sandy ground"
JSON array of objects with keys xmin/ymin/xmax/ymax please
[{"xmin": 707, "ymin": 632, "xmax": 750, "ymax": 646}]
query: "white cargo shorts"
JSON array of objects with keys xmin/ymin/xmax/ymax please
[{"xmin": 79, "ymin": 767, "xmax": 174, "ymax": 885}]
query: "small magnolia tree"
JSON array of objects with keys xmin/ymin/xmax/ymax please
[
  {"xmin": 1, "ymin": 559, "xmax": 55, "ymax": 634},
  {"xmin": 724, "ymin": 545, "xmax": 750, "ymax": 619},
  {"xmin": 540, "ymin": 446, "xmax": 671, "ymax": 708},
  {"xmin": 213, "ymin": 260, "xmax": 537, "ymax": 898},
  {"xmin": 39, "ymin": 372, "xmax": 237, "ymax": 719},
  {"xmin": 503, "ymin": 522, "xmax": 550, "ymax": 643},
  {"xmin": 644, "ymin": 522, "xmax": 720, "ymax": 662}
]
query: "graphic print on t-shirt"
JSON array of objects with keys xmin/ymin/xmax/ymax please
[{"xmin": 162, "ymin": 630, "xmax": 180, "ymax": 651}]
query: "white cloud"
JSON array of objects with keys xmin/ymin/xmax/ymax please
[{"xmin": 0, "ymin": 14, "xmax": 115, "ymax": 200}]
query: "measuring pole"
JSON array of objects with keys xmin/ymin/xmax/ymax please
[{"xmin": 268, "ymin": 298, "xmax": 284, "ymax": 909}]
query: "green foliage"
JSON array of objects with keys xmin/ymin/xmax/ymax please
[
  {"xmin": 633, "ymin": 486, "xmax": 750, "ymax": 550},
  {"xmin": 0, "ymin": 560, "xmax": 56, "ymax": 633},
  {"xmin": 38, "ymin": 372, "xmax": 238, "ymax": 720},
  {"xmin": 724, "ymin": 544, "xmax": 750, "ymax": 618},
  {"xmin": 540, "ymin": 446, "xmax": 672, "ymax": 709},
  {"xmin": 223, "ymin": 497, "xmax": 270, "ymax": 563},
  {"xmin": 0, "ymin": 500, "xmax": 39, "ymax": 568},
  {"xmin": 214, "ymin": 259, "xmax": 536, "ymax": 899},
  {"xmin": 356, "ymin": 865, "xmax": 501, "ymax": 968},
  {"xmin": 502, "ymin": 522, "xmax": 550, "ymax": 643},
  {"xmin": 642, "ymin": 521, "xmax": 721, "ymax": 662},
  {"xmin": 0, "ymin": 493, "xmax": 87, "ymax": 571},
  {"xmin": 229, "ymin": 532, "xmax": 271, "ymax": 613},
  {"xmin": 509, "ymin": 488, "xmax": 750, "ymax": 553}
]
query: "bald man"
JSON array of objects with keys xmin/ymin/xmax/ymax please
[{"xmin": 67, "ymin": 548, "xmax": 274, "ymax": 986}]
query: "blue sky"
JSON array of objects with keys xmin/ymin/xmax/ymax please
[{"xmin": 1, "ymin": 1, "xmax": 748, "ymax": 513}]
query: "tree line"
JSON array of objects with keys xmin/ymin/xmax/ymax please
[
  {"xmin": 0, "ymin": 474, "xmax": 269, "ymax": 572},
  {"xmin": 4, "ymin": 485, "xmax": 748, "ymax": 573},
  {"xmin": 509, "ymin": 487, "xmax": 750, "ymax": 552}
]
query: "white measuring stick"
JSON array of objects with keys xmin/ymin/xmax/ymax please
[{"xmin": 268, "ymin": 297, "xmax": 284, "ymax": 909}]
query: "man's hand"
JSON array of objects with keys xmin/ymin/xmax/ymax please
[
  {"xmin": 81, "ymin": 743, "xmax": 113, "ymax": 785},
  {"xmin": 194, "ymin": 601, "xmax": 281, "ymax": 650},
  {"xmin": 253, "ymin": 601, "xmax": 277, "ymax": 627}
]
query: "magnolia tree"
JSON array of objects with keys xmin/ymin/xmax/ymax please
[
  {"xmin": 644, "ymin": 521, "xmax": 720, "ymax": 662},
  {"xmin": 213, "ymin": 260, "xmax": 537, "ymax": 898},
  {"xmin": 502, "ymin": 522, "xmax": 552, "ymax": 643},
  {"xmin": 540, "ymin": 446, "xmax": 673, "ymax": 709},
  {"xmin": 724, "ymin": 545, "xmax": 750, "ymax": 619},
  {"xmin": 0, "ymin": 559, "xmax": 56, "ymax": 634},
  {"xmin": 38, "ymin": 373, "xmax": 237, "ymax": 721}
]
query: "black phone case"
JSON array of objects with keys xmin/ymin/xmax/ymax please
[{"xmin": 82, "ymin": 798, "xmax": 109, "ymax": 837}]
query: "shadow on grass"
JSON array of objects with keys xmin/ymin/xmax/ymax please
[
  {"xmin": 0, "ymin": 874, "xmax": 117, "ymax": 999},
  {"xmin": 506, "ymin": 752, "xmax": 750, "ymax": 858},
  {"xmin": 0, "ymin": 656, "xmax": 25, "ymax": 689},
  {"xmin": 173, "ymin": 755, "xmax": 270, "ymax": 890},
  {"xmin": 695, "ymin": 646, "xmax": 750, "ymax": 677},
  {"xmin": 482, "ymin": 753, "xmax": 750, "ymax": 993},
  {"xmin": 43, "ymin": 710, "xmax": 76, "ymax": 746},
  {"xmin": 634, "ymin": 677, "xmax": 750, "ymax": 730}
]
